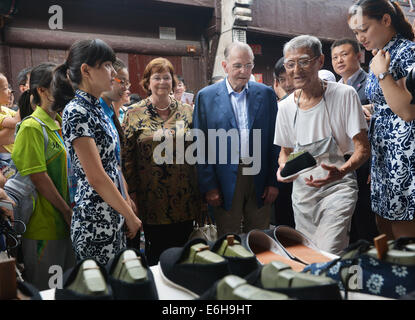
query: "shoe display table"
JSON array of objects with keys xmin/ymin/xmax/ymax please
[{"xmin": 39, "ymin": 264, "xmax": 393, "ymax": 300}]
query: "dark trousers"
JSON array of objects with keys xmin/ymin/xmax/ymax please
[
  {"xmin": 349, "ymin": 159, "xmax": 379, "ymax": 244},
  {"xmin": 272, "ymin": 182, "xmax": 295, "ymax": 228},
  {"xmin": 143, "ymin": 220, "xmax": 194, "ymax": 266}
]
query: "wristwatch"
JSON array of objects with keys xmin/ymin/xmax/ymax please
[{"xmin": 378, "ymin": 71, "xmax": 391, "ymax": 81}]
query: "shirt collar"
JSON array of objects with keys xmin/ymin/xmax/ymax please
[
  {"xmin": 99, "ymin": 97, "xmax": 114, "ymax": 119},
  {"xmin": 383, "ymin": 34, "xmax": 400, "ymax": 52},
  {"xmin": 32, "ymin": 106, "xmax": 62, "ymax": 131},
  {"xmin": 340, "ymin": 68, "xmax": 364, "ymax": 85},
  {"xmin": 75, "ymin": 89, "xmax": 101, "ymax": 107},
  {"xmin": 225, "ymin": 77, "xmax": 249, "ymax": 96}
]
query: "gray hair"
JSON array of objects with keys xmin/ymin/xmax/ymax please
[
  {"xmin": 283, "ymin": 35, "xmax": 322, "ymax": 57},
  {"xmin": 224, "ymin": 41, "xmax": 254, "ymax": 61}
]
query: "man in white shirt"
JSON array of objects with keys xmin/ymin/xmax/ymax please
[{"xmin": 274, "ymin": 35, "xmax": 370, "ymax": 254}]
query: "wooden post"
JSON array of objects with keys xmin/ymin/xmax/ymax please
[{"xmin": 0, "ymin": 256, "xmax": 17, "ymax": 300}]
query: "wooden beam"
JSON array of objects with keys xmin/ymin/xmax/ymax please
[
  {"xmin": 152, "ymin": 0, "xmax": 215, "ymax": 8},
  {"xmin": 4, "ymin": 27, "xmax": 202, "ymax": 56}
]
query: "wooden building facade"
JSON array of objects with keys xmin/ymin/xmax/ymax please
[{"xmin": 1, "ymin": 0, "xmax": 414, "ymax": 99}]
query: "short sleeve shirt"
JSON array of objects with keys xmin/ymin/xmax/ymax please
[
  {"xmin": 0, "ymin": 106, "xmax": 16, "ymax": 153},
  {"xmin": 366, "ymin": 34, "xmax": 415, "ymax": 108},
  {"xmin": 274, "ymin": 82, "xmax": 367, "ymax": 155},
  {"xmin": 12, "ymin": 106, "xmax": 69, "ymax": 240}
]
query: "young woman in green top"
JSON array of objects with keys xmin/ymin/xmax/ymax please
[{"xmin": 12, "ymin": 63, "xmax": 75, "ymax": 290}]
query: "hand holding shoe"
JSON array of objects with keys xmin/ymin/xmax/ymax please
[{"xmin": 276, "ymin": 165, "xmax": 298, "ymax": 183}]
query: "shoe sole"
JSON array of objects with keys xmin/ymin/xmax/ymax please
[
  {"xmin": 158, "ymin": 265, "xmax": 200, "ymax": 299},
  {"xmin": 255, "ymin": 251, "xmax": 306, "ymax": 272},
  {"xmin": 280, "ymin": 164, "xmax": 317, "ymax": 180},
  {"xmin": 282, "ymin": 244, "xmax": 333, "ymax": 265}
]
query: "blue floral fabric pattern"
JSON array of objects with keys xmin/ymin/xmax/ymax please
[
  {"xmin": 62, "ymin": 89, "xmax": 126, "ymax": 266},
  {"xmin": 303, "ymin": 254, "xmax": 415, "ymax": 299},
  {"xmin": 365, "ymin": 34, "xmax": 415, "ymax": 221}
]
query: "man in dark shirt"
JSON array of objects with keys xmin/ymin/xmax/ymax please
[{"xmin": 331, "ymin": 38, "xmax": 378, "ymax": 244}]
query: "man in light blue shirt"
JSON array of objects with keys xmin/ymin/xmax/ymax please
[
  {"xmin": 226, "ymin": 79, "xmax": 250, "ymax": 160},
  {"xmin": 194, "ymin": 42, "xmax": 282, "ymax": 237}
]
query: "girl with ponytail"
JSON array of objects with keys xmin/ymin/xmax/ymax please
[
  {"xmin": 348, "ymin": 0, "xmax": 415, "ymax": 240},
  {"xmin": 54, "ymin": 39, "xmax": 141, "ymax": 266},
  {"xmin": 11, "ymin": 62, "xmax": 75, "ymax": 290}
]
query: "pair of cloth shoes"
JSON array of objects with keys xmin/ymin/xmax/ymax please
[
  {"xmin": 240, "ymin": 227, "xmax": 332, "ymax": 272},
  {"xmin": 267, "ymin": 225, "xmax": 333, "ymax": 265},
  {"xmin": 159, "ymin": 234, "xmax": 259, "ymax": 298},
  {"xmin": 280, "ymin": 150, "xmax": 317, "ymax": 180},
  {"xmin": 200, "ymin": 260, "xmax": 341, "ymax": 300},
  {"xmin": 303, "ymin": 237, "xmax": 415, "ymax": 299},
  {"xmin": 55, "ymin": 248, "xmax": 158, "ymax": 300}
]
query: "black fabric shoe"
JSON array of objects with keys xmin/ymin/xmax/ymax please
[
  {"xmin": 17, "ymin": 280, "xmax": 42, "ymax": 300},
  {"xmin": 210, "ymin": 234, "xmax": 259, "ymax": 278},
  {"xmin": 245, "ymin": 261, "xmax": 342, "ymax": 300},
  {"xmin": 199, "ymin": 274, "xmax": 291, "ymax": 300},
  {"xmin": 159, "ymin": 238, "xmax": 230, "ymax": 298},
  {"xmin": 280, "ymin": 151, "xmax": 317, "ymax": 179},
  {"xmin": 106, "ymin": 248, "xmax": 158, "ymax": 300},
  {"xmin": 55, "ymin": 258, "xmax": 113, "ymax": 300}
]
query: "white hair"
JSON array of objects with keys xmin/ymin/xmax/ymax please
[
  {"xmin": 283, "ymin": 35, "xmax": 322, "ymax": 57},
  {"xmin": 224, "ymin": 41, "xmax": 254, "ymax": 61}
]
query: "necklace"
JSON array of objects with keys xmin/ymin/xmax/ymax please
[
  {"xmin": 152, "ymin": 96, "xmax": 172, "ymax": 111},
  {"xmin": 155, "ymin": 104, "xmax": 170, "ymax": 111}
]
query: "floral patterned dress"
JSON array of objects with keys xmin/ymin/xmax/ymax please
[
  {"xmin": 366, "ymin": 34, "xmax": 415, "ymax": 221},
  {"xmin": 121, "ymin": 97, "xmax": 200, "ymax": 225},
  {"xmin": 62, "ymin": 90, "xmax": 126, "ymax": 265}
]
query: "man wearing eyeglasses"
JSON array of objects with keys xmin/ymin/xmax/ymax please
[
  {"xmin": 193, "ymin": 41, "xmax": 282, "ymax": 237},
  {"xmin": 274, "ymin": 35, "xmax": 370, "ymax": 255}
]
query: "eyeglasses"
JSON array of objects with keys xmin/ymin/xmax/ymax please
[
  {"xmin": 284, "ymin": 56, "xmax": 319, "ymax": 70},
  {"xmin": 114, "ymin": 77, "xmax": 131, "ymax": 89},
  {"xmin": 232, "ymin": 63, "xmax": 254, "ymax": 71},
  {"xmin": 150, "ymin": 75, "xmax": 173, "ymax": 82}
]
